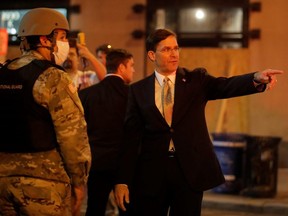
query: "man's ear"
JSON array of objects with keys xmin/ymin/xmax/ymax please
[
  {"xmin": 119, "ymin": 63, "xmax": 126, "ymax": 73},
  {"xmin": 147, "ymin": 50, "xmax": 155, "ymax": 62}
]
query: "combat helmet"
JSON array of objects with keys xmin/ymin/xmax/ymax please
[{"xmin": 18, "ymin": 7, "xmax": 69, "ymax": 37}]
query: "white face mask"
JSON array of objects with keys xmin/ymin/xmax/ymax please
[{"xmin": 53, "ymin": 40, "xmax": 70, "ymax": 66}]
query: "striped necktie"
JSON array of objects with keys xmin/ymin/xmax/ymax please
[
  {"xmin": 162, "ymin": 77, "xmax": 175, "ymax": 152},
  {"xmin": 162, "ymin": 77, "xmax": 173, "ymax": 125}
]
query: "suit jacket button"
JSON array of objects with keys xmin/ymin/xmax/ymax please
[{"xmin": 170, "ymin": 128, "xmax": 174, "ymax": 133}]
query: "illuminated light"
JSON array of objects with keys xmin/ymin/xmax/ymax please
[
  {"xmin": 10, "ymin": 28, "xmax": 17, "ymax": 34},
  {"xmin": 195, "ymin": 9, "xmax": 205, "ymax": 20}
]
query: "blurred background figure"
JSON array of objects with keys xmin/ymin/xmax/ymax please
[
  {"xmin": 95, "ymin": 43, "xmax": 112, "ymax": 66},
  {"xmin": 96, "ymin": 42, "xmax": 121, "ymax": 216},
  {"xmin": 63, "ymin": 38, "xmax": 106, "ymax": 90},
  {"xmin": 79, "ymin": 49, "xmax": 135, "ymax": 216}
]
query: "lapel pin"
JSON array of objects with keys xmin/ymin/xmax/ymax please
[{"xmin": 182, "ymin": 78, "xmax": 186, "ymax": 82}]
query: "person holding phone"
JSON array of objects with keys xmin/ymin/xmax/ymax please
[{"xmin": 63, "ymin": 37, "xmax": 106, "ymax": 90}]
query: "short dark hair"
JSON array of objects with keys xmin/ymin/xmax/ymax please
[
  {"xmin": 96, "ymin": 43, "xmax": 112, "ymax": 55},
  {"xmin": 146, "ymin": 29, "xmax": 177, "ymax": 52},
  {"xmin": 25, "ymin": 36, "xmax": 41, "ymax": 50},
  {"xmin": 106, "ymin": 49, "xmax": 133, "ymax": 74},
  {"xmin": 23, "ymin": 30, "xmax": 56, "ymax": 51}
]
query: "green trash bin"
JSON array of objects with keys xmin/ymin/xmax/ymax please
[{"xmin": 240, "ymin": 135, "xmax": 281, "ymax": 198}]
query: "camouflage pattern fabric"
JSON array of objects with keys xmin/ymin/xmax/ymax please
[
  {"xmin": 0, "ymin": 176, "xmax": 71, "ymax": 216},
  {"xmin": 0, "ymin": 51, "xmax": 91, "ymax": 214}
]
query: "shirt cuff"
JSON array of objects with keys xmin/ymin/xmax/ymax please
[{"xmin": 253, "ymin": 79, "xmax": 267, "ymax": 92}]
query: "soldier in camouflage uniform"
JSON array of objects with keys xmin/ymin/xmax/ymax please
[{"xmin": 0, "ymin": 8, "xmax": 91, "ymax": 216}]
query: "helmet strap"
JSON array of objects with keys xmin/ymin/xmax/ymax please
[
  {"xmin": 20, "ymin": 37, "xmax": 30, "ymax": 53},
  {"xmin": 47, "ymin": 31, "xmax": 58, "ymax": 64}
]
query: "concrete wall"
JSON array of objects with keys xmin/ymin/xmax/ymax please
[
  {"xmin": 58, "ymin": 0, "xmax": 288, "ymax": 144},
  {"xmin": 69, "ymin": 0, "xmax": 146, "ymax": 82},
  {"xmin": 4, "ymin": 0, "xmax": 288, "ymax": 166},
  {"xmin": 248, "ymin": 0, "xmax": 288, "ymax": 167}
]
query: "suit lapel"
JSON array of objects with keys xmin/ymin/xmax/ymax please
[
  {"xmin": 146, "ymin": 73, "xmax": 167, "ymax": 124},
  {"xmin": 172, "ymin": 68, "xmax": 197, "ymax": 126},
  {"xmin": 145, "ymin": 69, "xmax": 197, "ymax": 127}
]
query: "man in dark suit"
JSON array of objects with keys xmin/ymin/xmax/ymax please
[
  {"xmin": 114, "ymin": 29, "xmax": 283, "ymax": 216},
  {"xmin": 79, "ymin": 49, "xmax": 135, "ymax": 216}
]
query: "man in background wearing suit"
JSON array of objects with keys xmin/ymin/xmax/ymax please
[
  {"xmin": 79, "ymin": 49, "xmax": 135, "ymax": 216},
  {"xmin": 114, "ymin": 29, "xmax": 283, "ymax": 216}
]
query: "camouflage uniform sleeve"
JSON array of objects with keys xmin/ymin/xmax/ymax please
[{"xmin": 33, "ymin": 67, "xmax": 91, "ymax": 186}]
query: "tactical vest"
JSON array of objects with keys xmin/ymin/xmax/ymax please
[{"xmin": 0, "ymin": 59, "xmax": 64, "ymax": 152}]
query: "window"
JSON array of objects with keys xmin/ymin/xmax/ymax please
[{"xmin": 146, "ymin": 0, "xmax": 249, "ymax": 48}]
